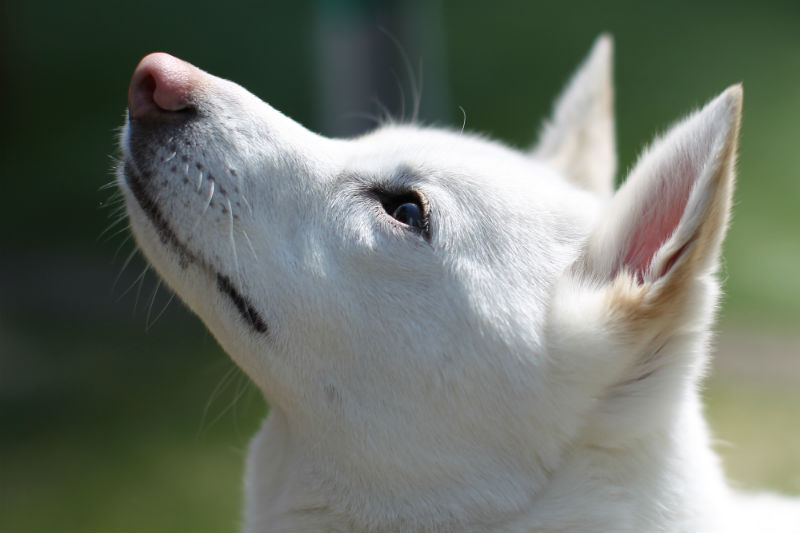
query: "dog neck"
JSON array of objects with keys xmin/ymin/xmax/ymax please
[
  {"xmin": 242, "ymin": 405, "xmax": 543, "ymax": 531},
  {"xmin": 241, "ymin": 386, "xmax": 731, "ymax": 532}
]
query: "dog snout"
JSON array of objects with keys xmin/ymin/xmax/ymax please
[{"xmin": 127, "ymin": 52, "xmax": 202, "ymax": 121}]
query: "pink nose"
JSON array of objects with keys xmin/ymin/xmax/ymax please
[{"xmin": 127, "ymin": 52, "xmax": 199, "ymax": 120}]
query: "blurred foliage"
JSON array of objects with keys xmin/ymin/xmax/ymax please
[
  {"xmin": 707, "ymin": 379, "xmax": 800, "ymax": 495},
  {"xmin": 1, "ymin": 312, "xmax": 263, "ymax": 531},
  {"xmin": 1, "ymin": 0, "xmax": 798, "ymax": 530}
]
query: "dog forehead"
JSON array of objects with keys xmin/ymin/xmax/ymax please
[
  {"xmin": 353, "ymin": 125, "xmax": 527, "ymax": 166},
  {"xmin": 346, "ymin": 125, "xmax": 571, "ymax": 200}
]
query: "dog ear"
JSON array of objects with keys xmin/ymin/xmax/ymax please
[
  {"xmin": 579, "ymin": 85, "xmax": 741, "ymax": 298},
  {"xmin": 533, "ymin": 34, "xmax": 616, "ymax": 196},
  {"xmin": 545, "ymin": 87, "xmax": 741, "ymax": 441}
]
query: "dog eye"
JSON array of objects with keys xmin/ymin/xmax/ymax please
[
  {"xmin": 372, "ymin": 188, "xmax": 430, "ymax": 239},
  {"xmin": 391, "ymin": 202, "xmax": 424, "ymax": 229}
]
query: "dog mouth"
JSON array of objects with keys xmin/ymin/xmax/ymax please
[
  {"xmin": 123, "ymin": 160, "xmax": 196, "ymax": 266},
  {"xmin": 122, "ymin": 160, "xmax": 268, "ymax": 334}
]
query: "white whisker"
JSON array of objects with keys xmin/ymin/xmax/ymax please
[
  {"xmin": 241, "ymin": 229, "xmax": 258, "ymax": 261},
  {"xmin": 203, "ymin": 180, "xmax": 215, "ymax": 215},
  {"xmin": 148, "ymin": 289, "xmax": 176, "ymax": 330},
  {"xmin": 227, "ymin": 198, "xmax": 242, "ymax": 286},
  {"xmin": 106, "ymin": 203, "xmax": 127, "ymax": 218},
  {"xmin": 121, "ymin": 264, "xmax": 149, "ymax": 308},
  {"xmin": 145, "ymin": 278, "xmax": 163, "ymax": 330},
  {"xmin": 372, "ymin": 97, "xmax": 394, "ymax": 125},
  {"xmin": 390, "ymin": 68, "xmax": 407, "ymax": 123},
  {"xmin": 112, "ymin": 233, "xmax": 133, "ymax": 262},
  {"xmin": 190, "ymin": 180, "xmax": 215, "ymax": 236},
  {"xmin": 113, "ymin": 246, "xmax": 140, "ymax": 292},
  {"xmin": 101, "ymin": 221, "xmax": 134, "ymax": 244},
  {"xmin": 380, "ymin": 27, "xmax": 421, "ymax": 123},
  {"xmin": 458, "ymin": 105, "xmax": 467, "ymax": 134},
  {"xmin": 414, "ymin": 58, "xmax": 423, "ymax": 123},
  {"xmin": 201, "ymin": 368, "xmax": 253, "ymax": 435},
  {"xmin": 198, "ymin": 364, "xmax": 240, "ymax": 436},
  {"xmin": 97, "ymin": 214, "xmax": 129, "ymax": 242},
  {"xmin": 241, "ymin": 192, "xmax": 253, "ymax": 217},
  {"xmin": 342, "ymin": 110, "xmax": 386, "ymax": 127}
]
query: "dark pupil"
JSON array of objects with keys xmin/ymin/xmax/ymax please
[{"xmin": 392, "ymin": 202, "xmax": 423, "ymax": 228}]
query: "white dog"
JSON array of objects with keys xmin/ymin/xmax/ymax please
[{"xmin": 118, "ymin": 36, "xmax": 799, "ymax": 531}]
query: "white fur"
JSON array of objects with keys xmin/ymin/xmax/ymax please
[{"xmin": 118, "ymin": 37, "xmax": 799, "ymax": 531}]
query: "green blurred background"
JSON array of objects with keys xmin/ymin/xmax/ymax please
[{"xmin": 1, "ymin": 0, "xmax": 799, "ymax": 530}]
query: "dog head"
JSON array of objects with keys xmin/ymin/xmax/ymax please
[{"xmin": 118, "ymin": 36, "xmax": 741, "ymax": 527}]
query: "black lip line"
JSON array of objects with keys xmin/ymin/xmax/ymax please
[
  {"xmin": 123, "ymin": 161, "xmax": 268, "ymax": 334},
  {"xmin": 216, "ymin": 273, "xmax": 269, "ymax": 333},
  {"xmin": 124, "ymin": 161, "xmax": 196, "ymax": 266}
]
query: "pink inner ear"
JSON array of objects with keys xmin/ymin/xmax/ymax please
[{"xmin": 621, "ymin": 162, "xmax": 694, "ymax": 283}]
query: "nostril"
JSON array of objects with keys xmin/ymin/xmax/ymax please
[
  {"xmin": 128, "ymin": 72, "xmax": 159, "ymax": 120},
  {"xmin": 128, "ymin": 52, "xmax": 197, "ymax": 121}
]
